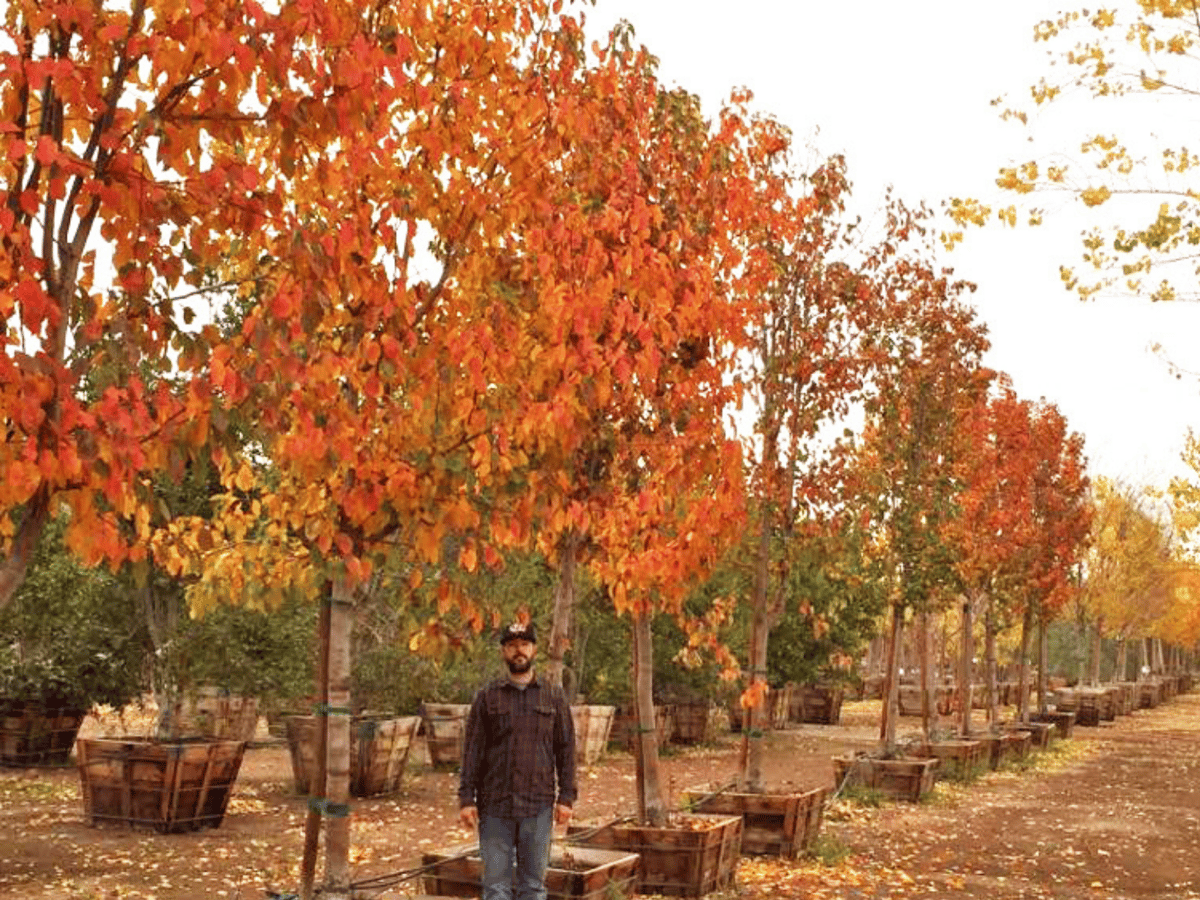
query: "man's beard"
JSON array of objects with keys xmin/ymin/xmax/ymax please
[{"xmin": 506, "ymin": 655, "xmax": 532, "ymax": 674}]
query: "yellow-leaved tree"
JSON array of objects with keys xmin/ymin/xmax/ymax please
[{"xmin": 946, "ymin": 1, "xmax": 1200, "ymax": 302}]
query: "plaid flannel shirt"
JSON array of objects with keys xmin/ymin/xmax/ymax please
[{"xmin": 457, "ymin": 674, "xmax": 577, "ymax": 819}]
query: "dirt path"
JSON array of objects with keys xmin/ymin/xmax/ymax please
[
  {"xmin": 1, "ymin": 693, "xmax": 1197, "ymax": 900},
  {"xmin": 802, "ymin": 691, "xmax": 1200, "ymax": 900}
]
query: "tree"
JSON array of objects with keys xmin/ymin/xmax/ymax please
[
  {"xmin": 946, "ymin": 1, "xmax": 1200, "ymax": 302},
  {"xmin": 852, "ymin": 259, "xmax": 991, "ymax": 748},
  {"xmin": 1075, "ymin": 477, "xmax": 1173, "ymax": 684},
  {"xmin": 0, "ymin": 0, "xmax": 344, "ymax": 607},
  {"xmin": 733, "ymin": 151, "xmax": 945, "ymax": 786}
]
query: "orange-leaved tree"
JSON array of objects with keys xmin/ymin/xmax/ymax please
[
  {"xmin": 155, "ymin": 0, "xmax": 775, "ymax": 877},
  {"xmin": 0, "ymin": 0, "xmax": 335, "ymax": 607},
  {"xmin": 733, "ymin": 155, "xmax": 948, "ymax": 787},
  {"xmin": 852, "ymin": 258, "xmax": 992, "ymax": 749},
  {"xmin": 946, "ymin": 379, "xmax": 1040, "ymax": 733}
]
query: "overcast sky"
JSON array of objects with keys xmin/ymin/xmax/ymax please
[{"xmin": 582, "ymin": 0, "xmax": 1200, "ymax": 488}]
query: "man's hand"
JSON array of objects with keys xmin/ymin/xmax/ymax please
[
  {"xmin": 554, "ymin": 804, "xmax": 572, "ymax": 826},
  {"xmin": 459, "ymin": 805, "xmax": 479, "ymax": 829}
]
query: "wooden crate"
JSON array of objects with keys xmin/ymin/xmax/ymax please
[
  {"xmin": 832, "ymin": 754, "xmax": 938, "ymax": 802},
  {"xmin": 1138, "ymin": 680, "xmax": 1162, "ymax": 709},
  {"xmin": 163, "ymin": 688, "xmax": 258, "ymax": 741},
  {"xmin": 76, "ymin": 737, "xmax": 245, "ymax": 833},
  {"xmin": 912, "ymin": 739, "xmax": 988, "ymax": 780},
  {"xmin": 421, "ymin": 842, "xmax": 639, "ymax": 900},
  {"xmin": 286, "ymin": 714, "xmax": 419, "ymax": 797},
  {"xmin": 683, "ymin": 785, "xmax": 826, "ymax": 858},
  {"xmin": 998, "ymin": 729, "xmax": 1032, "ymax": 766},
  {"xmin": 898, "ymin": 685, "xmax": 953, "ymax": 717},
  {"xmin": 792, "ymin": 685, "xmax": 844, "ymax": 725},
  {"xmin": 965, "ymin": 732, "xmax": 1004, "ymax": 770},
  {"xmin": 568, "ymin": 813, "xmax": 742, "ymax": 897},
  {"xmin": 570, "ymin": 705, "xmax": 615, "ymax": 765},
  {"xmin": 611, "ymin": 705, "xmax": 673, "ymax": 752},
  {"xmin": 1032, "ymin": 710, "xmax": 1075, "ymax": 739},
  {"xmin": 0, "ymin": 698, "xmax": 87, "ymax": 766},
  {"xmin": 1005, "ymin": 721, "xmax": 1055, "ymax": 750},
  {"xmin": 671, "ymin": 703, "xmax": 724, "ymax": 744},
  {"xmin": 1074, "ymin": 689, "xmax": 1112, "ymax": 726},
  {"xmin": 422, "ymin": 703, "xmax": 470, "ymax": 767}
]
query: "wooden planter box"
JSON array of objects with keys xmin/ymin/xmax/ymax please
[
  {"xmin": 568, "ymin": 813, "xmax": 742, "ymax": 897},
  {"xmin": 683, "ymin": 785, "xmax": 826, "ymax": 858},
  {"xmin": 1114, "ymin": 683, "xmax": 1137, "ymax": 716},
  {"xmin": 1074, "ymin": 689, "xmax": 1113, "ymax": 726},
  {"xmin": 671, "ymin": 703, "xmax": 725, "ymax": 745},
  {"xmin": 571, "ymin": 705, "xmax": 615, "ymax": 765},
  {"xmin": 421, "ymin": 842, "xmax": 640, "ymax": 900},
  {"xmin": 0, "ymin": 698, "xmax": 87, "ymax": 766},
  {"xmin": 1032, "ymin": 710, "xmax": 1075, "ymax": 739},
  {"xmin": 766, "ymin": 686, "xmax": 793, "ymax": 729},
  {"xmin": 421, "ymin": 702, "xmax": 470, "ymax": 767},
  {"xmin": 424, "ymin": 844, "xmax": 648, "ymax": 900},
  {"xmin": 832, "ymin": 754, "xmax": 939, "ymax": 802},
  {"xmin": 1005, "ymin": 721, "xmax": 1055, "ymax": 750},
  {"xmin": 611, "ymin": 705, "xmax": 673, "ymax": 752},
  {"xmin": 998, "ymin": 729, "xmax": 1032, "ymax": 766},
  {"xmin": 1138, "ymin": 681, "xmax": 1162, "ymax": 709},
  {"xmin": 792, "ymin": 685, "xmax": 844, "ymax": 725},
  {"xmin": 912, "ymin": 739, "xmax": 988, "ymax": 781},
  {"xmin": 965, "ymin": 732, "xmax": 1004, "ymax": 770},
  {"xmin": 163, "ymin": 688, "xmax": 258, "ymax": 741},
  {"xmin": 286, "ymin": 714, "xmax": 419, "ymax": 797},
  {"xmin": 76, "ymin": 737, "xmax": 245, "ymax": 833},
  {"xmin": 1053, "ymin": 689, "xmax": 1079, "ymax": 713},
  {"xmin": 898, "ymin": 685, "xmax": 953, "ymax": 717}
]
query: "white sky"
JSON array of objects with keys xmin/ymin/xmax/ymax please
[{"xmin": 583, "ymin": 0, "xmax": 1200, "ymax": 489}]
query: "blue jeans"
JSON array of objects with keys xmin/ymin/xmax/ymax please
[{"xmin": 478, "ymin": 807, "xmax": 554, "ymax": 900}]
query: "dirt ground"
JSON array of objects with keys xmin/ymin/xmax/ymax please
[{"xmin": 1, "ymin": 692, "xmax": 1198, "ymax": 900}]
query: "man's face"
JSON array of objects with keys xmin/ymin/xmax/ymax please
[{"xmin": 502, "ymin": 638, "xmax": 536, "ymax": 674}]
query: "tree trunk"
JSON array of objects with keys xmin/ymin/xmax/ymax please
[
  {"xmin": 1037, "ymin": 617, "xmax": 1050, "ymax": 715},
  {"xmin": 1153, "ymin": 637, "xmax": 1165, "ymax": 675},
  {"xmin": 323, "ymin": 577, "xmax": 354, "ymax": 898},
  {"xmin": 1115, "ymin": 637, "xmax": 1128, "ymax": 684},
  {"xmin": 1088, "ymin": 618, "xmax": 1103, "ymax": 686},
  {"xmin": 984, "ymin": 599, "xmax": 998, "ymax": 731},
  {"xmin": 739, "ymin": 510, "xmax": 772, "ymax": 792},
  {"xmin": 880, "ymin": 600, "xmax": 904, "ymax": 749},
  {"xmin": 0, "ymin": 493, "xmax": 51, "ymax": 612},
  {"xmin": 300, "ymin": 589, "xmax": 333, "ymax": 900},
  {"xmin": 545, "ymin": 532, "xmax": 578, "ymax": 695},
  {"xmin": 958, "ymin": 595, "xmax": 974, "ymax": 736},
  {"xmin": 1016, "ymin": 601, "xmax": 1033, "ymax": 723},
  {"xmin": 919, "ymin": 608, "xmax": 934, "ymax": 740},
  {"xmin": 632, "ymin": 608, "xmax": 666, "ymax": 826}
]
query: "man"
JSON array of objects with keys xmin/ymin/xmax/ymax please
[{"xmin": 458, "ymin": 621, "xmax": 577, "ymax": 900}]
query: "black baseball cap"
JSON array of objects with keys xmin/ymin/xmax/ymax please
[{"xmin": 499, "ymin": 621, "xmax": 537, "ymax": 645}]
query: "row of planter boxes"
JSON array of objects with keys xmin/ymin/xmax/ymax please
[
  {"xmin": 831, "ymin": 716, "xmax": 1057, "ymax": 803},
  {"xmin": 1051, "ymin": 674, "xmax": 1191, "ymax": 726}
]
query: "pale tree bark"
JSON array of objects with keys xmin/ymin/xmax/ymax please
[
  {"xmin": 323, "ymin": 577, "xmax": 354, "ymax": 898},
  {"xmin": 919, "ymin": 609, "xmax": 934, "ymax": 739},
  {"xmin": 739, "ymin": 509, "xmax": 773, "ymax": 791},
  {"xmin": 0, "ymin": 493, "xmax": 51, "ymax": 612},
  {"xmin": 300, "ymin": 591, "xmax": 332, "ymax": 900},
  {"xmin": 1016, "ymin": 601, "xmax": 1034, "ymax": 723},
  {"xmin": 1153, "ymin": 637, "xmax": 1165, "ymax": 675},
  {"xmin": 1088, "ymin": 617, "xmax": 1104, "ymax": 686},
  {"xmin": 1037, "ymin": 617, "xmax": 1050, "ymax": 715},
  {"xmin": 1115, "ymin": 637, "xmax": 1128, "ymax": 683},
  {"xmin": 880, "ymin": 600, "xmax": 904, "ymax": 749},
  {"xmin": 958, "ymin": 594, "xmax": 974, "ymax": 736},
  {"xmin": 545, "ymin": 532, "xmax": 579, "ymax": 696},
  {"xmin": 632, "ymin": 608, "xmax": 666, "ymax": 826},
  {"xmin": 984, "ymin": 599, "xmax": 998, "ymax": 731}
]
